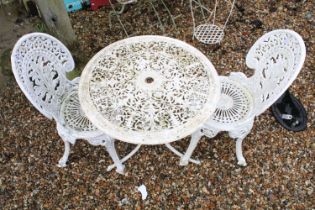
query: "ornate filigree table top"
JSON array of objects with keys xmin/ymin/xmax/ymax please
[{"xmin": 79, "ymin": 36, "xmax": 220, "ymax": 145}]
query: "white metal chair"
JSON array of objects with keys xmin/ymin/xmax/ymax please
[
  {"xmin": 11, "ymin": 32, "xmax": 141, "ymax": 174},
  {"xmin": 168, "ymin": 29, "xmax": 306, "ymax": 166}
]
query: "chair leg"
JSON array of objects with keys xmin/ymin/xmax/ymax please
[
  {"xmin": 180, "ymin": 130, "xmax": 203, "ymax": 166},
  {"xmin": 58, "ymin": 140, "xmax": 71, "ymax": 167},
  {"xmin": 56, "ymin": 124, "xmax": 76, "ymax": 168},
  {"xmin": 236, "ymin": 137, "xmax": 247, "ymax": 166},
  {"xmin": 104, "ymin": 139, "xmax": 125, "ymax": 175},
  {"xmin": 229, "ymin": 120, "xmax": 253, "ymax": 167}
]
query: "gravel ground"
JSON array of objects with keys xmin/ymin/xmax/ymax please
[{"xmin": 1, "ymin": 0, "xmax": 314, "ymax": 209}]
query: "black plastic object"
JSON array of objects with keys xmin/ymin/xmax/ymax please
[{"xmin": 271, "ymin": 90, "xmax": 307, "ymax": 132}]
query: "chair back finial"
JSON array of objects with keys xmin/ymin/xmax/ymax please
[
  {"xmin": 11, "ymin": 32, "xmax": 75, "ymax": 120},
  {"xmin": 245, "ymin": 29, "xmax": 306, "ymax": 116}
]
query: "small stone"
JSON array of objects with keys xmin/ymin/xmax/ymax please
[
  {"xmin": 305, "ymin": 11, "xmax": 312, "ymax": 20},
  {"xmin": 307, "ymin": 187, "xmax": 313, "ymax": 195},
  {"xmin": 282, "ymin": 199, "xmax": 288, "ymax": 206},
  {"xmin": 251, "ymin": 20, "xmax": 263, "ymax": 29},
  {"xmin": 202, "ymin": 186, "xmax": 209, "ymax": 194},
  {"xmin": 305, "ymin": 180, "xmax": 311, "ymax": 186},
  {"xmin": 269, "ymin": 7, "xmax": 277, "ymax": 13},
  {"xmin": 119, "ymin": 198, "xmax": 129, "ymax": 206}
]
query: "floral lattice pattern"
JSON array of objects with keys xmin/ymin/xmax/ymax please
[
  {"xmin": 11, "ymin": 34, "xmax": 74, "ymax": 119},
  {"xmin": 246, "ymin": 30, "xmax": 305, "ymax": 115},
  {"xmin": 11, "ymin": 33, "xmax": 140, "ymax": 174},
  {"xmin": 80, "ymin": 36, "xmax": 220, "ymax": 144}
]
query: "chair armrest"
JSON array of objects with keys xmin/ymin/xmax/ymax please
[
  {"xmin": 69, "ymin": 77, "xmax": 81, "ymax": 86},
  {"xmin": 228, "ymin": 72, "xmax": 248, "ymax": 83}
]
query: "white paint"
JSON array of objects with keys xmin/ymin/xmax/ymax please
[
  {"xmin": 170, "ymin": 30, "xmax": 306, "ymax": 166},
  {"xmin": 11, "ymin": 32, "xmax": 141, "ymax": 174},
  {"xmin": 79, "ymin": 35, "xmax": 220, "ymax": 145},
  {"xmin": 137, "ymin": 185, "xmax": 148, "ymax": 200}
]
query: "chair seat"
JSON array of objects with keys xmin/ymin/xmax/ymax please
[
  {"xmin": 60, "ymin": 88, "xmax": 101, "ymax": 136},
  {"xmin": 208, "ymin": 77, "xmax": 254, "ymax": 128}
]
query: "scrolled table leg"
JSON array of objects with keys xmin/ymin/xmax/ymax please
[{"xmin": 179, "ymin": 130, "xmax": 203, "ymax": 166}]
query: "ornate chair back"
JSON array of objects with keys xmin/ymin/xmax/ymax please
[
  {"xmin": 11, "ymin": 33, "xmax": 75, "ymax": 120},
  {"xmin": 245, "ymin": 29, "xmax": 306, "ymax": 116}
]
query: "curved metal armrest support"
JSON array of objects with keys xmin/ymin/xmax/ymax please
[
  {"xmin": 66, "ymin": 76, "xmax": 81, "ymax": 91},
  {"xmin": 245, "ymin": 53, "xmax": 258, "ymax": 70},
  {"xmin": 69, "ymin": 76, "xmax": 81, "ymax": 86},
  {"xmin": 228, "ymin": 72, "xmax": 248, "ymax": 82},
  {"xmin": 227, "ymin": 72, "xmax": 254, "ymax": 93}
]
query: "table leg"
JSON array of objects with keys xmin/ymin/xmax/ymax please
[
  {"xmin": 104, "ymin": 139, "xmax": 125, "ymax": 174},
  {"xmin": 165, "ymin": 143, "xmax": 201, "ymax": 164},
  {"xmin": 107, "ymin": 144, "xmax": 141, "ymax": 172},
  {"xmin": 179, "ymin": 130, "xmax": 203, "ymax": 166}
]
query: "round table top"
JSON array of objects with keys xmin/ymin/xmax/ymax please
[{"xmin": 79, "ymin": 35, "xmax": 220, "ymax": 145}]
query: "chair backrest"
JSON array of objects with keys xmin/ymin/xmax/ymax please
[
  {"xmin": 11, "ymin": 33, "xmax": 75, "ymax": 120},
  {"xmin": 245, "ymin": 29, "xmax": 306, "ymax": 116}
]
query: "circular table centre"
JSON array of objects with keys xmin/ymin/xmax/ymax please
[{"xmin": 146, "ymin": 77, "xmax": 154, "ymax": 83}]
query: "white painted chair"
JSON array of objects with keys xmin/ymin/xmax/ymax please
[
  {"xmin": 11, "ymin": 32, "xmax": 140, "ymax": 174},
  {"xmin": 169, "ymin": 29, "xmax": 306, "ymax": 166}
]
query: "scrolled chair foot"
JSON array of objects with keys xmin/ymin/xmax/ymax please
[
  {"xmin": 107, "ymin": 164, "xmax": 125, "ymax": 175},
  {"xmin": 57, "ymin": 158, "xmax": 68, "ymax": 167},
  {"xmin": 237, "ymin": 158, "xmax": 247, "ymax": 167},
  {"xmin": 179, "ymin": 158, "xmax": 201, "ymax": 166},
  {"xmin": 115, "ymin": 165, "xmax": 125, "ymax": 175},
  {"xmin": 57, "ymin": 139, "xmax": 71, "ymax": 168},
  {"xmin": 179, "ymin": 158, "xmax": 189, "ymax": 166}
]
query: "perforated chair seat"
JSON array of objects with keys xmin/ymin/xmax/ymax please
[
  {"xmin": 60, "ymin": 88, "xmax": 101, "ymax": 136},
  {"xmin": 208, "ymin": 76, "xmax": 254, "ymax": 128},
  {"xmin": 171, "ymin": 29, "xmax": 306, "ymax": 167}
]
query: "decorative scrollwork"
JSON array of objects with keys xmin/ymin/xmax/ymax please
[
  {"xmin": 81, "ymin": 36, "xmax": 220, "ymax": 144},
  {"xmin": 246, "ymin": 30, "xmax": 306, "ymax": 115},
  {"xmin": 90, "ymin": 40, "xmax": 212, "ymax": 131},
  {"xmin": 11, "ymin": 33, "xmax": 74, "ymax": 119}
]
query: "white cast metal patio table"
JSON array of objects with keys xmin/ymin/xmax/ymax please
[{"xmin": 79, "ymin": 35, "xmax": 220, "ymax": 145}]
